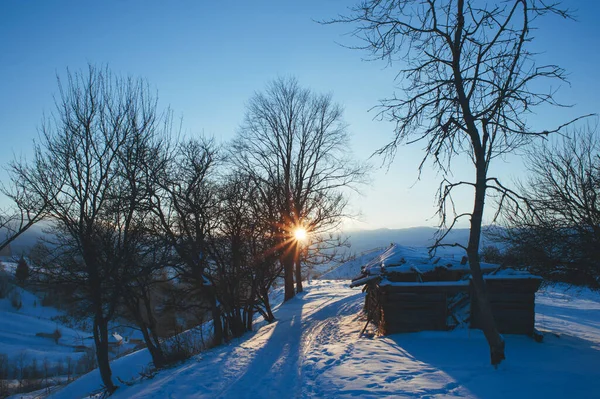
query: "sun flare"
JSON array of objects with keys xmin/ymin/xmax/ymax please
[{"xmin": 293, "ymin": 227, "xmax": 308, "ymax": 242}]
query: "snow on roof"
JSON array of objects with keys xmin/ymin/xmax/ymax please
[
  {"xmin": 349, "ymin": 274, "xmax": 380, "ymax": 288},
  {"xmin": 351, "ymin": 244, "xmax": 540, "ymax": 287},
  {"xmin": 379, "ymin": 280, "xmax": 471, "ymax": 287},
  {"xmin": 360, "ymin": 243, "xmax": 498, "ymax": 276},
  {"xmin": 110, "ymin": 332, "xmax": 123, "ymax": 343},
  {"xmin": 485, "ymin": 268, "xmax": 542, "ymax": 280}
]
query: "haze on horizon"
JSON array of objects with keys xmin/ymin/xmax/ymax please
[{"xmin": 1, "ymin": 0, "xmax": 598, "ymax": 230}]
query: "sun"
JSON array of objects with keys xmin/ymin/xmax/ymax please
[{"xmin": 293, "ymin": 227, "xmax": 308, "ymax": 242}]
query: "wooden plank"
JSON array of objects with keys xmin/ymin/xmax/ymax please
[
  {"xmin": 384, "ymin": 292, "xmax": 446, "ymax": 302},
  {"xmin": 383, "ymin": 285, "xmax": 469, "ymax": 295}
]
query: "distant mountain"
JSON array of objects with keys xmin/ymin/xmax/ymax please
[
  {"xmin": 1, "ymin": 222, "xmax": 52, "ymax": 257},
  {"xmin": 3, "ymin": 223, "xmax": 504, "ymax": 260},
  {"xmin": 342, "ymin": 226, "xmax": 501, "ymax": 256}
]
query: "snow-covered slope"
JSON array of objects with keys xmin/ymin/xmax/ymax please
[
  {"xmin": 49, "ymin": 279, "xmax": 600, "ymax": 399},
  {"xmin": 318, "ymin": 247, "xmax": 387, "ymax": 280},
  {"xmin": 0, "ymin": 264, "xmax": 138, "ymax": 397},
  {"xmin": 0, "ymin": 280, "xmax": 93, "ymax": 366}
]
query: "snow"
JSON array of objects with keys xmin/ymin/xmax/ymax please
[
  {"xmin": 0, "ymin": 285, "xmax": 92, "ymax": 364},
  {"xmin": 361, "ymin": 244, "xmax": 498, "ymax": 277},
  {"xmin": 0, "ymin": 267, "xmax": 142, "ymax": 392},
  {"xmin": 319, "ymin": 247, "xmax": 387, "ymax": 280},
  {"xmin": 48, "ymin": 279, "xmax": 600, "ymax": 399},
  {"xmin": 348, "ymin": 274, "xmax": 379, "ymax": 288},
  {"xmin": 379, "ymin": 280, "xmax": 470, "ymax": 287},
  {"xmin": 485, "ymin": 268, "xmax": 542, "ymax": 279},
  {"xmin": 0, "ymin": 261, "xmax": 18, "ymax": 275}
]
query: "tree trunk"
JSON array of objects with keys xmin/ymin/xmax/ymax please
[
  {"xmin": 140, "ymin": 324, "xmax": 165, "ymax": 369},
  {"xmin": 246, "ymin": 284, "xmax": 257, "ymax": 331},
  {"xmin": 283, "ymin": 244, "xmax": 295, "ymax": 301},
  {"xmin": 295, "ymin": 243, "xmax": 303, "ymax": 294},
  {"xmin": 208, "ymin": 288, "xmax": 223, "ymax": 346},
  {"xmin": 132, "ymin": 304, "xmax": 165, "ymax": 369},
  {"xmin": 260, "ymin": 287, "xmax": 276, "ymax": 322},
  {"xmin": 246, "ymin": 306, "xmax": 254, "ymax": 331},
  {"xmin": 93, "ymin": 316, "xmax": 117, "ymax": 394},
  {"xmin": 141, "ymin": 294, "xmax": 166, "ymax": 368},
  {"xmin": 469, "ymin": 165, "xmax": 505, "ymax": 366}
]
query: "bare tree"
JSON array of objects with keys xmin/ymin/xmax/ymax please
[
  {"xmin": 231, "ymin": 77, "xmax": 366, "ymax": 302},
  {"xmin": 499, "ymin": 125, "xmax": 600, "ymax": 287},
  {"xmin": 11, "ymin": 65, "xmax": 165, "ymax": 393},
  {"xmin": 148, "ymin": 138, "xmax": 225, "ymax": 345},
  {"xmin": 208, "ymin": 172, "xmax": 288, "ymax": 336},
  {"xmin": 334, "ymin": 0, "xmax": 588, "ymax": 364}
]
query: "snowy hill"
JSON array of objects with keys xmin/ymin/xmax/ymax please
[
  {"xmin": 318, "ymin": 247, "xmax": 387, "ymax": 280},
  {"xmin": 47, "ymin": 278, "xmax": 600, "ymax": 399},
  {"xmin": 0, "ymin": 284, "xmax": 92, "ymax": 363},
  {"xmin": 0, "ymin": 263, "xmax": 143, "ymax": 397},
  {"xmin": 0, "ymin": 264, "xmax": 94, "ymax": 366}
]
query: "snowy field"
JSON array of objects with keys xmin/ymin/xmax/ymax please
[{"xmin": 48, "ymin": 278, "xmax": 600, "ymax": 399}]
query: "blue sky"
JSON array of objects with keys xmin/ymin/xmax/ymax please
[{"xmin": 1, "ymin": 0, "xmax": 598, "ymax": 230}]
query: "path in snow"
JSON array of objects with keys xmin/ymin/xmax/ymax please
[{"xmin": 104, "ymin": 281, "xmax": 362, "ymax": 399}]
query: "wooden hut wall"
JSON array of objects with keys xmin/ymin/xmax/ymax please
[
  {"xmin": 364, "ymin": 283, "xmax": 385, "ymax": 333},
  {"xmin": 379, "ymin": 284, "xmax": 468, "ymax": 333},
  {"xmin": 469, "ymin": 278, "xmax": 542, "ymax": 335},
  {"xmin": 369, "ymin": 278, "xmax": 541, "ymax": 335}
]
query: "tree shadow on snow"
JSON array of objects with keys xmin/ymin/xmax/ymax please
[
  {"xmin": 213, "ymin": 291, "xmax": 361, "ymax": 399},
  {"xmin": 384, "ymin": 329, "xmax": 600, "ymax": 399}
]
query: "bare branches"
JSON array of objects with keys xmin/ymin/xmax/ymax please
[
  {"xmin": 230, "ymin": 77, "xmax": 368, "ymax": 300},
  {"xmin": 0, "ymin": 172, "xmax": 48, "ymax": 253},
  {"xmin": 498, "ymin": 125, "xmax": 600, "ymax": 286},
  {"xmin": 333, "ymin": 0, "xmax": 577, "ymax": 171}
]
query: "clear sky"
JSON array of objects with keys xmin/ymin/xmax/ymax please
[{"xmin": 1, "ymin": 0, "xmax": 598, "ymax": 230}]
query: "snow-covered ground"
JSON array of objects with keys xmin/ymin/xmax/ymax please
[
  {"xmin": 48, "ymin": 277, "xmax": 600, "ymax": 399},
  {"xmin": 0, "ymin": 270, "xmax": 92, "ymax": 366}
]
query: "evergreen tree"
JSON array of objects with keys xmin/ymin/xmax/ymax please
[{"xmin": 15, "ymin": 257, "xmax": 29, "ymax": 285}]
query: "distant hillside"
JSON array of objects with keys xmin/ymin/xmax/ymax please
[
  {"xmin": 342, "ymin": 226, "xmax": 501, "ymax": 256},
  {"xmin": 3, "ymin": 223, "xmax": 504, "ymax": 260},
  {"xmin": 0, "ymin": 222, "xmax": 52, "ymax": 258}
]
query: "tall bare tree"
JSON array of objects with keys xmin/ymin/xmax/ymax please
[
  {"xmin": 231, "ymin": 77, "xmax": 366, "ymax": 302},
  {"xmin": 334, "ymin": 0, "xmax": 587, "ymax": 364},
  {"xmin": 11, "ymin": 65, "xmax": 164, "ymax": 393}
]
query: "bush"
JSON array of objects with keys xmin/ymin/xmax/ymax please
[
  {"xmin": 41, "ymin": 290, "xmax": 66, "ymax": 309},
  {"xmin": 162, "ymin": 326, "xmax": 206, "ymax": 366},
  {"xmin": 10, "ymin": 290, "xmax": 22, "ymax": 310},
  {"xmin": 76, "ymin": 350, "xmax": 97, "ymax": 375},
  {"xmin": 480, "ymin": 245, "xmax": 503, "ymax": 264}
]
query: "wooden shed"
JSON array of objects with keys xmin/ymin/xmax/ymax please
[{"xmin": 352, "ymin": 244, "xmax": 543, "ymax": 336}]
